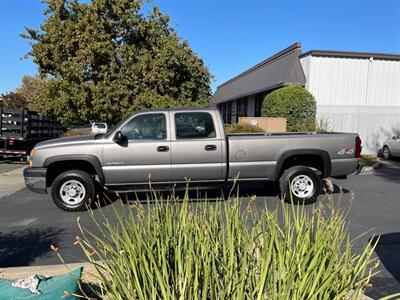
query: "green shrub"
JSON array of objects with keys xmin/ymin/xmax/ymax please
[
  {"xmin": 359, "ymin": 154, "xmax": 378, "ymax": 167},
  {"xmin": 69, "ymin": 191, "xmax": 378, "ymax": 299},
  {"xmin": 63, "ymin": 128, "xmax": 89, "ymax": 137},
  {"xmin": 225, "ymin": 123, "xmax": 264, "ymax": 134},
  {"xmin": 262, "ymin": 84, "xmax": 316, "ymax": 132},
  {"xmin": 316, "ymin": 118, "xmax": 330, "ymax": 132}
]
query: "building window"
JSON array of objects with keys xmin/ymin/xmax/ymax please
[
  {"xmin": 223, "ymin": 103, "xmax": 228, "ymax": 124},
  {"xmin": 236, "ymin": 98, "xmax": 248, "ymax": 122},
  {"xmin": 226, "ymin": 102, "xmax": 232, "ymax": 124},
  {"xmin": 218, "ymin": 103, "xmax": 229, "ymax": 124},
  {"xmin": 218, "ymin": 103, "xmax": 225, "ymax": 123},
  {"xmin": 254, "ymin": 93, "xmax": 264, "ymax": 117}
]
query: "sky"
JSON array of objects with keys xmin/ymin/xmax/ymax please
[{"xmin": 0, "ymin": 0, "xmax": 399, "ymax": 94}]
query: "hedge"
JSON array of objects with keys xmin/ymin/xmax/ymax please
[{"xmin": 262, "ymin": 84, "xmax": 316, "ymax": 132}]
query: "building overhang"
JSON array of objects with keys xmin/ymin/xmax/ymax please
[{"xmin": 213, "ymin": 42, "xmax": 307, "ymax": 105}]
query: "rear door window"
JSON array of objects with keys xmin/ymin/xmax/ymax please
[{"xmin": 175, "ymin": 112, "xmax": 216, "ymax": 139}]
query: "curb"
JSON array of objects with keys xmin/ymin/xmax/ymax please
[
  {"xmin": 0, "ymin": 264, "xmax": 375, "ymax": 300},
  {"xmin": 0, "ymin": 262, "xmax": 98, "ymax": 282},
  {"xmin": 358, "ymin": 160, "xmax": 382, "ymax": 174}
]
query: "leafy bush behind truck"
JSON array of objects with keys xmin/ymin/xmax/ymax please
[{"xmin": 24, "ymin": 107, "xmax": 362, "ymax": 211}]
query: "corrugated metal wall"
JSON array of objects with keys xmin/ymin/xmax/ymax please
[{"xmin": 301, "ymin": 56, "xmax": 400, "ymax": 154}]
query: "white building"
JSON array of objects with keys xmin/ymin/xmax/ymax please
[{"xmin": 213, "ymin": 42, "xmax": 400, "ymax": 154}]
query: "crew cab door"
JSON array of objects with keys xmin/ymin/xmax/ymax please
[
  {"xmin": 102, "ymin": 112, "xmax": 171, "ymax": 185},
  {"xmin": 170, "ymin": 111, "xmax": 224, "ymax": 182}
]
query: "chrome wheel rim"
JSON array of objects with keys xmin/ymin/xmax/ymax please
[
  {"xmin": 290, "ymin": 175, "xmax": 314, "ymax": 198},
  {"xmin": 60, "ymin": 180, "xmax": 86, "ymax": 207}
]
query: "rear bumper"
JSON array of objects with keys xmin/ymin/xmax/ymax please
[
  {"xmin": 23, "ymin": 167, "xmax": 47, "ymax": 194},
  {"xmin": 0, "ymin": 149, "xmax": 27, "ymax": 155},
  {"xmin": 330, "ymin": 158, "xmax": 359, "ymax": 177}
]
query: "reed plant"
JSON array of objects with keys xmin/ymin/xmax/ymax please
[{"xmin": 70, "ymin": 189, "xmax": 379, "ymax": 299}]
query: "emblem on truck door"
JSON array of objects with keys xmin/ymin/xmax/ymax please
[{"xmin": 337, "ymin": 147, "xmax": 354, "ymax": 155}]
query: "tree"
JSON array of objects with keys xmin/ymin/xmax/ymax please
[
  {"xmin": 0, "ymin": 92, "xmax": 29, "ymax": 109},
  {"xmin": 21, "ymin": 0, "xmax": 212, "ymax": 125},
  {"xmin": 14, "ymin": 75, "xmax": 51, "ymax": 111},
  {"xmin": 262, "ymin": 84, "xmax": 316, "ymax": 132}
]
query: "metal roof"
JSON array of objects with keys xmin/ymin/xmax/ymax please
[
  {"xmin": 300, "ymin": 49, "xmax": 400, "ymax": 61},
  {"xmin": 213, "ymin": 42, "xmax": 306, "ymax": 104}
]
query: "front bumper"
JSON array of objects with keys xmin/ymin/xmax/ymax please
[{"xmin": 23, "ymin": 167, "xmax": 47, "ymax": 194}]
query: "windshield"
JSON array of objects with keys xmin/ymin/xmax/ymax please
[{"xmin": 94, "ymin": 123, "xmax": 106, "ymax": 129}]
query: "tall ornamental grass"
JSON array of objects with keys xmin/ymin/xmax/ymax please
[{"xmin": 72, "ymin": 191, "xmax": 378, "ymax": 299}]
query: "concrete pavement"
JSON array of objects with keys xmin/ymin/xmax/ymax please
[{"xmin": 0, "ymin": 163, "xmax": 25, "ymax": 198}]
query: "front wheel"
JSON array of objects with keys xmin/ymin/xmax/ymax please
[
  {"xmin": 279, "ymin": 166, "xmax": 322, "ymax": 204},
  {"xmin": 51, "ymin": 170, "xmax": 95, "ymax": 211},
  {"xmin": 383, "ymin": 146, "xmax": 391, "ymax": 160}
]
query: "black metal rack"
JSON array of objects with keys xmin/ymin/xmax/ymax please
[{"xmin": 0, "ymin": 108, "xmax": 63, "ymax": 157}]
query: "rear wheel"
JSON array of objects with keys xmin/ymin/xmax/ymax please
[
  {"xmin": 279, "ymin": 166, "xmax": 321, "ymax": 204},
  {"xmin": 51, "ymin": 170, "xmax": 95, "ymax": 211},
  {"xmin": 383, "ymin": 146, "xmax": 391, "ymax": 160}
]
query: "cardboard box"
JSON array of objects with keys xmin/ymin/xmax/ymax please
[{"xmin": 239, "ymin": 117, "xmax": 286, "ymax": 132}]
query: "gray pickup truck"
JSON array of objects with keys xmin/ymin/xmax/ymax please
[{"xmin": 24, "ymin": 107, "xmax": 361, "ymax": 211}]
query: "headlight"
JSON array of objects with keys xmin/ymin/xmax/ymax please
[{"xmin": 29, "ymin": 149, "xmax": 36, "ymax": 167}]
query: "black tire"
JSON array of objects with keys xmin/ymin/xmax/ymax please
[
  {"xmin": 279, "ymin": 166, "xmax": 322, "ymax": 204},
  {"xmin": 383, "ymin": 146, "xmax": 391, "ymax": 160},
  {"xmin": 51, "ymin": 170, "xmax": 95, "ymax": 211}
]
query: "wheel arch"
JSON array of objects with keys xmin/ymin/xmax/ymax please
[
  {"xmin": 383, "ymin": 144, "xmax": 391, "ymax": 151},
  {"xmin": 44, "ymin": 155, "xmax": 105, "ymax": 187},
  {"xmin": 274, "ymin": 149, "xmax": 331, "ymax": 182}
]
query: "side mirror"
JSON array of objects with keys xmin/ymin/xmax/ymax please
[{"xmin": 113, "ymin": 131, "xmax": 124, "ymax": 142}]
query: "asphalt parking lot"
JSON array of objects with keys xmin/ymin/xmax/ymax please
[{"xmin": 0, "ymin": 160, "xmax": 399, "ymax": 298}]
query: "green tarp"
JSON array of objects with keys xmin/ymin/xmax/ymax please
[{"xmin": 0, "ymin": 267, "xmax": 82, "ymax": 300}]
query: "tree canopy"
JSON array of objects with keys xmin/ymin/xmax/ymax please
[
  {"xmin": 22, "ymin": 0, "xmax": 212, "ymax": 124},
  {"xmin": 262, "ymin": 84, "xmax": 316, "ymax": 132},
  {"xmin": 14, "ymin": 75, "xmax": 49, "ymax": 109},
  {"xmin": 0, "ymin": 92, "xmax": 29, "ymax": 109}
]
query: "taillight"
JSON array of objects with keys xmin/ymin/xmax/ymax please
[{"xmin": 355, "ymin": 136, "xmax": 362, "ymax": 158}]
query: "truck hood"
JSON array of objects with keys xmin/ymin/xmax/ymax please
[{"xmin": 35, "ymin": 135, "xmax": 96, "ymax": 149}]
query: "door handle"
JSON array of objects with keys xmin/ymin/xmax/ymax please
[
  {"xmin": 205, "ymin": 144, "xmax": 217, "ymax": 151},
  {"xmin": 157, "ymin": 145, "xmax": 169, "ymax": 152}
]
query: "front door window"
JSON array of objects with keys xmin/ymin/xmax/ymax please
[{"xmin": 121, "ymin": 114, "xmax": 166, "ymax": 140}]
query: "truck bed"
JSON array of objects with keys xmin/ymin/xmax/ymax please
[
  {"xmin": 227, "ymin": 132, "xmax": 359, "ymax": 180},
  {"xmin": 0, "ymin": 108, "xmax": 63, "ymax": 157}
]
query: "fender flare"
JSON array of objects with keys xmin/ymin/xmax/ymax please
[
  {"xmin": 274, "ymin": 149, "xmax": 331, "ymax": 182},
  {"xmin": 43, "ymin": 154, "xmax": 105, "ymax": 185}
]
